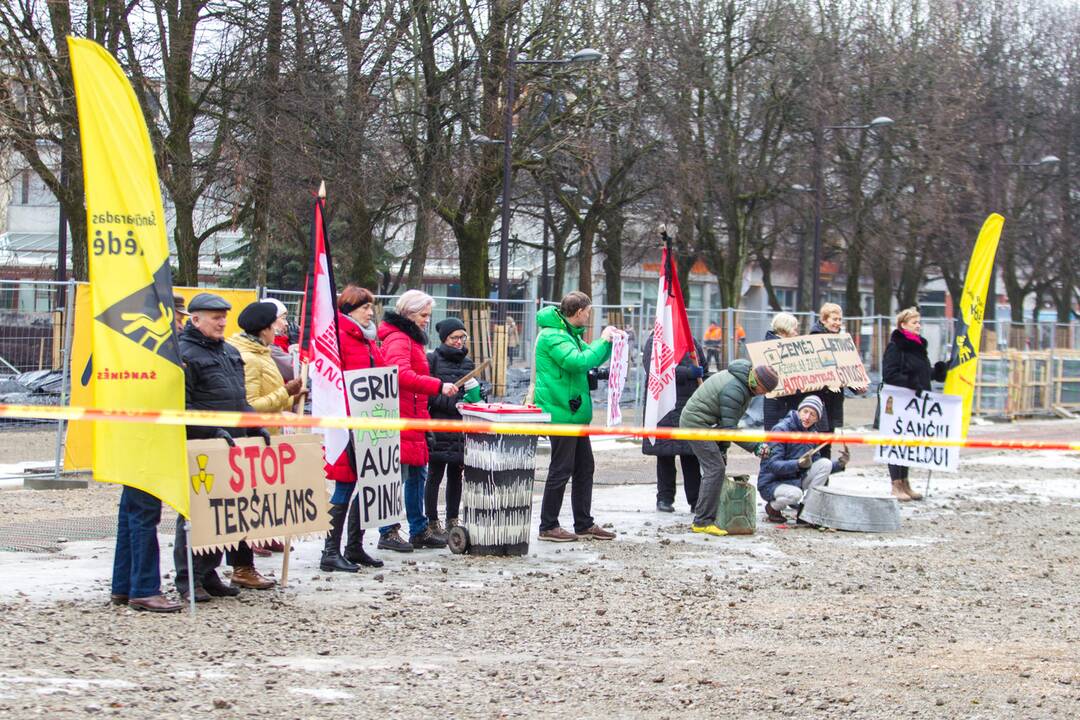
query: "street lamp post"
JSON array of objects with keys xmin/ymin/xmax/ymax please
[
  {"xmin": 808, "ymin": 116, "xmax": 894, "ymax": 311},
  {"xmin": 493, "ymin": 47, "xmax": 601, "ymax": 320}
]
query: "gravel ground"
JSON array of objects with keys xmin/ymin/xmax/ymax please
[{"xmin": 0, "ymin": 420, "xmax": 1078, "ymax": 718}]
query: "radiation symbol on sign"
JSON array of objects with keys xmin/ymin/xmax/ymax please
[
  {"xmin": 190, "ymin": 454, "xmax": 214, "ymax": 494},
  {"xmin": 94, "ymin": 260, "xmax": 181, "ymax": 366},
  {"xmin": 948, "ymin": 320, "xmax": 977, "ymax": 370}
]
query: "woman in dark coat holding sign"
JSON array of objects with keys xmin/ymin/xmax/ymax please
[
  {"xmin": 425, "ymin": 317, "xmax": 485, "ymax": 533},
  {"xmin": 642, "ymin": 333, "xmax": 706, "ymax": 512},
  {"xmin": 881, "ymin": 307, "xmax": 948, "ymax": 501},
  {"xmin": 322, "ymin": 285, "xmax": 385, "ymax": 572}
]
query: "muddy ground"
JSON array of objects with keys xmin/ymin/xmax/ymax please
[{"xmin": 0, "ymin": 418, "xmax": 1078, "ymax": 719}]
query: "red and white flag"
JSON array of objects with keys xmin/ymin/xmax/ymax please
[
  {"xmin": 644, "ymin": 240, "xmax": 696, "ymax": 442},
  {"xmin": 300, "ymin": 184, "xmax": 350, "ymax": 468}
]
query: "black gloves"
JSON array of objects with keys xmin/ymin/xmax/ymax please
[
  {"xmin": 248, "ymin": 427, "xmax": 272, "ymax": 446},
  {"xmin": 211, "ymin": 428, "xmax": 236, "ymax": 447}
]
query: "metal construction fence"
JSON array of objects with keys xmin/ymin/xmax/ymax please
[{"xmin": 3, "ymin": 277, "xmax": 1080, "ymax": 486}]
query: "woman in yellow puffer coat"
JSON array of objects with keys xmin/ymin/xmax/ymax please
[{"xmin": 227, "ymin": 301, "xmax": 303, "ymax": 420}]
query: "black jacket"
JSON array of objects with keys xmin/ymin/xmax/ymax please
[
  {"xmin": 426, "ymin": 344, "xmax": 478, "ymax": 464},
  {"xmin": 793, "ymin": 320, "xmax": 843, "ymax": 431},
  {"xmin": 641, "ymin": 334, "xmax": 706, "ymax": 457},
  {"xmin": 178, "ymin": 322, "xmax": 255, "ymax": 440},
  {"xmin": 761, "ymin": 330, "xmax": 799, "ymax": 431},
  {"xmin": 882, "ymin": 328, "xmax": 947, "ymax": 392}
]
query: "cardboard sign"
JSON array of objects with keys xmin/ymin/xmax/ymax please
[
  {"xmin": 187, "ymin": 434, "xmax": 329, "ymax": 553},
  {"xmin": 746, "ymin": 332, "xmax": 869, "ymax": 397},
  {"xmin": 343, "ymin": 366, "xmax": 405, "ymax": 529},
  {"xmin": 874, "ymin": 384, "xmax": 962, "ymax": 472},
  {"xmin": 606, "ymin": 332, "xmax": 629, "ymax": 426}
]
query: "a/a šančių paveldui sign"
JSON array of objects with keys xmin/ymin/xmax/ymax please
[{"xmin": 874, "ymin": 384, "xmax": 962, "ymax": 473}]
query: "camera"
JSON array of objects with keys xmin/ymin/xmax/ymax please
[{"xmin": 587, "ymin": 366, "xmax": 610, "ymax": 391}]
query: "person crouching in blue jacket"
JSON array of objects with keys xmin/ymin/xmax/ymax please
[{"xmin": 758, "ymin": 395, "xmax": 849, "ymax": 524}]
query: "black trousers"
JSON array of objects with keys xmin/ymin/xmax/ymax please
[
  {"xmin": 426, "ymin": 460, "xmax": 463, "ymax": 521},
  {"xmin": 655, "ymin": 454, "xmax": 701, "ymax": 507},
  {"xmin": 705, "ymin": 348, "xmax": 722, "ymax": 372},
  {"xmin": 173, "ymin": 520, "xmax": 253, "ymax": 590},
  {"xmin": 888, "ymin": 464, "xmax": 909, "ymax": 481},
  {"xmin": 540, "ymin": 436, "xmax": 595, "ymax": 533}
]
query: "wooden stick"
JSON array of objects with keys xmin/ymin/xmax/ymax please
[
  {"xmin": 280, "ymin": 537, "xmax": 292, "ymax": 586},
  {"xmin": 454, "ymin": 359, "xmax": 492, "ymax": 388}
]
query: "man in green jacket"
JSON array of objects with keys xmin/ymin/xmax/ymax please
[
  {"xmin": 534, "ymin": 292, "xmax": 620, "ymax": 542},
  {"xmin": 680, "ymin": 359, "xmax": 779, "ymax": 535}
]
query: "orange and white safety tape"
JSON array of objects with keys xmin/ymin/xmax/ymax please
[{"xmin": 1, "ymin": 403, "xmax": 1078, "ymax": 452}]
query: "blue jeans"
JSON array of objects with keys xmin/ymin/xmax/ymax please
[
  {"xmin": 111, "ymin": 486, "xmax": 163, "ymax": 599},
  {"xmin": 330, "ymin": 481, "xmax": 353, "ymax": 505},
  {"xmin": 380, "ymin": 464, "xmax": 428, "ymax": 537}
]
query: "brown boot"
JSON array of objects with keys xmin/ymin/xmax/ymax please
[
  {"xmin": 900, "ymin": 478, "xmax": 923, "ymax": 501},
  {"xmin": 891, "ymin": 479, "xmax": 912, "ymax": 502},
  {"xmin": 230, "ymin": 566, "xmax": 276, "ymax": 590}
]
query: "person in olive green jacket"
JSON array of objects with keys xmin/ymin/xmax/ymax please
[
  {"xmin": 680, "ymin": 359, "xmax": 779, "ymax": 535},
  {"xmin": 533, "ymin": 292, "xmax": 620, "ymax": 543}
]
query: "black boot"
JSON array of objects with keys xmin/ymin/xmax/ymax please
[
  {"xmin": 320, "ymin": 504, "xmax": 359, "ymax": 572},
  {"xmin": 343, "ymin": 506, "xmax": 384, "ymax": 568}
]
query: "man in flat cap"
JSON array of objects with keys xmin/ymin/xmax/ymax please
[
  {"xmin": 679, "ymin": 360, "xmax": 777, "ymax": 537},
  {"xmin": 173, "ymin": 292, "xmax": 276, "ymax": 602}
]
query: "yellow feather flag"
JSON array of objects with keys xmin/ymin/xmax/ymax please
[
  {"xmin": 67, "ymin": 37, "xmax": 189, "ymax": 516},
  {"xmin": 944, "ymin": 213, "xmax": 1005, "ymax": 438}
]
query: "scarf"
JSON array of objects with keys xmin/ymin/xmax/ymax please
[
  {"xmin": 343, "ymin": 313, "xmax": 378, "ymax": 342},
  {"xmin": 900, "ymin": 328, "xmax": 924, "ymax": 345}
]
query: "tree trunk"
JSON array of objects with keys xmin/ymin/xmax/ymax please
[
  {"xmin": 174, "ymin": 214, "xmax": 200, "ymax": 286},
  {"xmin": 456, "ymin": 218, "xmax": 492, "ymax": 298},
  {"xmin": 601, "ymin": 214, "xmax": 624, "ymax": 307},
  {"xmin": 250, "ymin": 0, "xmax": 283, "ymax": 289},
  {"xmin": 576, "ymin": 219, "xmax": 597, "ymax": 298},
  {"xmin": 758, "ymin": 255, "xmax": 781, "ymax": 311},
  {"xmin": 347, "ymin": 202, "xmax": 378, "ymax": 290}
]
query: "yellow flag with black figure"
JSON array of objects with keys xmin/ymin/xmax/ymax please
[
  {"xmin": 67, "ymin": 37, "xmax": 189, "ymax": 516},
  {"xmin": 944, "ymin": 213, "xmax": 1005, "ymax": 438}
]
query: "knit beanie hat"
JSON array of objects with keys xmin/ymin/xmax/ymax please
[
  {"xmin": 237, "ymin": 301, "xmax": 279, "ymax": 335},
  {"xmin": 798, "ymin": 395, "xmax": 825, "ymax": 420},
  {"xmin": 751, "ymin": 364, "xmax": 779, "ymax": 393},
  {"xmin": 436, "ymin": 317, "xmax": 466, "ymax": 343}
]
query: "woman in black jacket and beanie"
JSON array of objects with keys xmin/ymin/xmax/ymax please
[
  {"xmin": 762, "ymin": 312, "xmax": 803, "ymax": 432},
  {"xmin": 642, "ymin": 333, "xmax": 707, "ymax": 512},
  {"xmin": 881, "ymin": 307, "xmax": 947, "ymax": 501},
  {"xmin": 425, "ymin": 318, "xmax": 482, "ymax": 533},
  {"xmin": 804, "ymin": 303, "xmax": 870, "ymax": 457}
]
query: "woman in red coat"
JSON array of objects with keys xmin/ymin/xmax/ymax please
[
  {"xmin": 321, "ymin": 285, "xmax": 386, "ymax": 571},
  {"xmin": 377, "ymin": 289, "xmax": 459, "ymax": 551}
]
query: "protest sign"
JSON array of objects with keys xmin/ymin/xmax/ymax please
[
  {"xmin": 874, "ymin": 384, "xmax": 962, "ymax": 472},
  {"xmin": 606, "ymin": 332, "xmax": 629, "ymax": 426},
  {"xmin": 187, "ymin": 434, "xmax": 329, "ymax": 552},
  {"xmin": 344, "ymin": 366, "xmax": 405, "ymax": 529},
  {"xmin": 746, "ymin": 332, "xmax": 869, "ymax": 397}
]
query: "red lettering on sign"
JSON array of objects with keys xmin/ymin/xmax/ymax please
[
  {"xmin": 244, "ymin": 445, "xmax": 261, "ymax": 487},
  {"xmin": 278, "ymin": 443, "xmax": 296, "ymax": 484},
  {"xmin": 261, "ymin": 448, "xmax": 279, "ymax": 485},
  {"xmin": 228, "ymin": 447, "xmax": 244, "ymax": 492}
]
